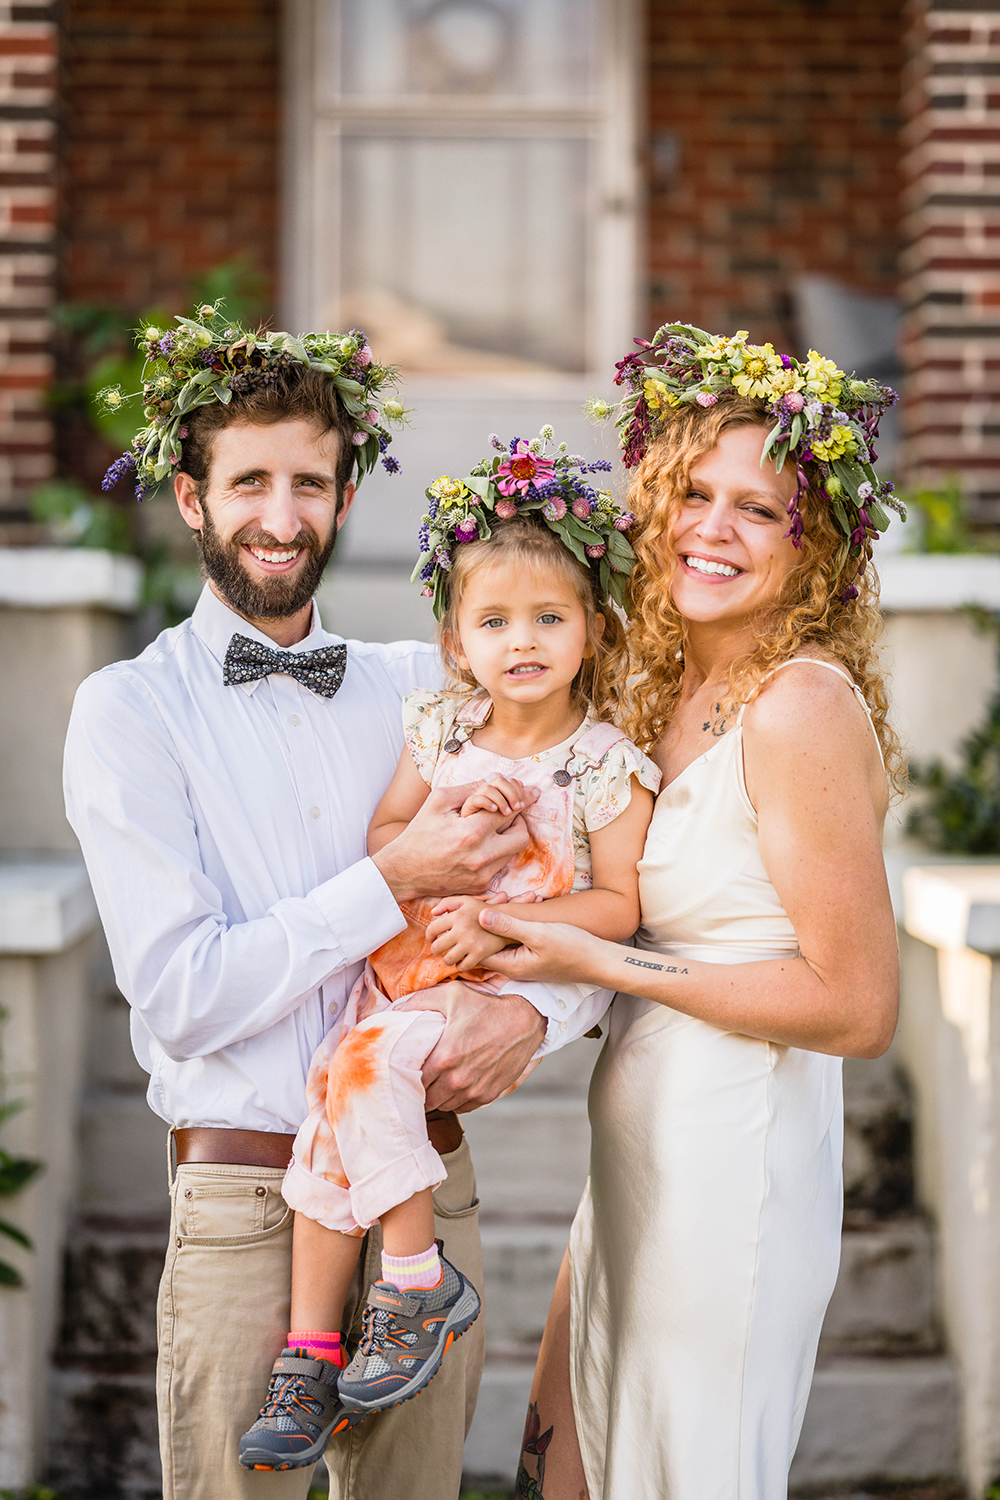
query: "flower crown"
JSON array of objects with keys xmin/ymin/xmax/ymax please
[
  {"xmin": 412, "ymin": 429, "xmax": 638, "ymax": 621},
  {"xmin": 99, "ymin": 303, "xmax": 407, "ymax": 500},
  {"xmin": 591, "ymin": 323, "xmax": 904, "ymax": 598}
]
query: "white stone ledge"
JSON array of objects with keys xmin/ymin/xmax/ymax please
[
  {"xmin": 879, "ymin": 554, "xmax": 1000, "ymax": 613},
  {"xmin": 903, "ymin": 863, "xmax": 1000, "ymax": 954},
  {"xmin": 0, "ymin": 547, "xmax": 142, "ymax": 612},
  {"xmin": 0, "ymin": 857, "xmax": 98, "ymax": 954}
]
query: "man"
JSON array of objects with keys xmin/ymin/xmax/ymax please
[{"xmin": 64, "ymin": 313, "xmax": 607, "ymax": 1500}]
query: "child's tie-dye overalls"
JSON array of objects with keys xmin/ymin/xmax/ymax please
[{"xmin": 281, "ymin": 689, "xmax": 659, "ymax": 1235}]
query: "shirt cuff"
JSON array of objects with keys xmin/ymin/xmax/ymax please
[
  {"xmin": 496, "ymin": 979, "xmax": 612, "ymax": 1055},
  {"xmin": 309, "ymin": 856, "xmax": 407, "ymax": 967}
]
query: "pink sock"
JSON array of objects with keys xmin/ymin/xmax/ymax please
[
  {"xmin": 381, "ymin": 1244, "xmax": 442, "ymax": 1292},
  {"xmin": 288, "ymin": 1330, "xmax": 345, "ymax": 1367}
]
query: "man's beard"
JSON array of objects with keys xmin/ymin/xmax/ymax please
[{"xmin": 196, "ymin": 502, "xmax": 339, "ymax": 620}]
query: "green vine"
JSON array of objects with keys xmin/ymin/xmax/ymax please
[{"xmin": 0, "ymin": 1005, "xmax": 43, "ymax": 1288}]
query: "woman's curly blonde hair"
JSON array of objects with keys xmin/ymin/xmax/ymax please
[
  {"xmin": 438, "ymin": 514, "xmax": 627, "ymax": 721},
  {"xmin": 614, "ymin": 393, "xmax": 905, "ymax": 791}
]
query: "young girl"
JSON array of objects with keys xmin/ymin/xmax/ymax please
[{"xmin": 239, "ymin": 435, "xmax": 659, "ymax": 1472}]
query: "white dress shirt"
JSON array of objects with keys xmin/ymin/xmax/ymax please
[{"xmin": 64, "ymin": 586, "xmax": 609, "ymax": 1132}]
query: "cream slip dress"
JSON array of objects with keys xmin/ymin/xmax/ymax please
[{"xmin": 569, "ymin": 660, "xmax": 884, "ymax": 1500}]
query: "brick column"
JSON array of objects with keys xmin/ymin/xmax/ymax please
[
  {"xmin": 901, "ymin": 1, "xmax": 1000, "ymax": 521},
  {"xmin": 0, "ymin": 0, "xmax": 56, "ymax": 527}
]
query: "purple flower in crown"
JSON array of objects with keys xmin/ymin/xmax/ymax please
[
  {"xmin": 497, "ymin": 440, "xmax": 556, "ymax": 496},
  {"xmin": 614, "ymin": 351, "xmax": 646, "ymax": 390},
  {"xmin": 102, "ymin": 449, "xmax": 136, "ymax": 491},
  {"xmin": 614, "ymin": 512, "xmax": 635, "ymax": 531},
  {"xmin": 454, "ymin": 518, "xmax": 479, "ymax": 543},
  {"xmin": 696, "ymin": 392, "xmax": 718, "ymax": 408},
  {"xmin": 585, "ymin": 542, "xmax": 607, "ymax": 559},
  {"xmin": 381, "ymin": 455, "xmax": 400, "ymax": 474},
  {"xmin": 572, "ymin": 497, "xmax": 594, "ymax": 519},
  {"xmin": 542, "ymin": 497, "xmax": 568, "ymax": 521}
]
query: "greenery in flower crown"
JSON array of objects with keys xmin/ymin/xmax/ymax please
[
  {"xmin": 589, "ymin": 323, "xmax": 904, "ymax": 599},
  {"xmin": 412, "ymin": 429, "xmax": 638, "ymax": 621},
  {"xmin": 98, "ymin": 302, "xmax": 407, "ymax": 500}
]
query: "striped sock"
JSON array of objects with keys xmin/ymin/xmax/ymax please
[
  {"xmin": 381, "ymin": 1243, "xmax": 442, "ymax": 1292},
  {"xmin": 287, "ymin": 1330, "xmax": 345, "ymax": 1367}
]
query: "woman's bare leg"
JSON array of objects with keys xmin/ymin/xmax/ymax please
[{"xmin": 515, "ymin": 1249, "xmax": 589, "ymax": 1500}]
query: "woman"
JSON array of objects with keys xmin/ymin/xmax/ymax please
[{"xmin": 482, "ymin": 325, "xmax": 903, "ymax": 1500}]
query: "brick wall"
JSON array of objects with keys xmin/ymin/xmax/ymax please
[
  {"xmin": 0, "ymin": 0, "xmax": 56, "ymax": 518},
  {"xmin": 646, "ymin": 0, "xmax": 905, "ymax": 350},
  {"xmin": 900, "ymin": 0, "xmax": 1000, "ymax": 521},
  {"xmin": 59, "ymin": 0, "xmax": 279, "ymax": 314}
]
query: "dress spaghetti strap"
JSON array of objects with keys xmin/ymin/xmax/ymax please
[{"xmin": 767, "ymin": 657, "xmax": 885, "ymax": 770}]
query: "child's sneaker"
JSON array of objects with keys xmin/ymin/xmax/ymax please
[
  {"xmin": 238, "ymin": 1347, "xmax": 364, "ymax": 1470},
  {"xmin": 337, "ymin": 1252, "xmax": 480, "ymax": 1413}
]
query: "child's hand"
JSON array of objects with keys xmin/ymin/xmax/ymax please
[
  {"xmin": 460, "ymin": 776, "xmax": 529, "ymax": 819},
  {"xmin": 426, "ymin": 895, "xmax": 509, "ymax": 969}
]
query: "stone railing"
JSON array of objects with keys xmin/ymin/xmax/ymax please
[
  {"xmin": 0, "ymin": 857, "xmax": 98, "ymax": 1488},
  {"xmin": 901, "ymin": 864, "xmax": 1000, "ymax": 1496}
]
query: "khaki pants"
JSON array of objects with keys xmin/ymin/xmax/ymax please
[{"xmin": 156, "ymin": 1133, "xmax": 484, "ymax": 1500}]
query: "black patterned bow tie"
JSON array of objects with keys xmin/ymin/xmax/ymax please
[{"xmin": 223, "ymin": 633, "xmax": 347, "ymax": 698}]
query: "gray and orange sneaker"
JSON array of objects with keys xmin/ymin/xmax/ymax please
[
  {"xmin": 238, "ymin": 1347, "xmax": 365, "ymax": 1471},
  {"xmin": 337, "ymin": 1251, "xmax": 480, "ymax": 1414}
]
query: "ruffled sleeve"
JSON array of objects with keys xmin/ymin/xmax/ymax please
[
  {"xmin": 581, "ymin": 736, "xmax": 661, "ymax": 833},
  {"xmin": 401, "ymin": 689, "xmax": 461, "ymax": 785}
]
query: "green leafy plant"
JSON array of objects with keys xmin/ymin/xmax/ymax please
[
  {"xmin": 0, "ymin": 1487, "xmax": 61, "ymax": 1499},
  {"xmin": 0, "ymin": 1006, "xmax": 43, "ymax": 1288},
  {"xmin": 909, "ymin": 612, "xmax": 1000, "ymax": 853},
  {"xmin": 29, "ymin": 479, "xmax": 131, "ymax": 554},
  {"xmin": 903, "ymin": 477, "xmax": 991, "ymax": 555}
]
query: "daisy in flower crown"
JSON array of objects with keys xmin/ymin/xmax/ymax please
[{"xmin": 588, "ymin": 322, "xmax": 904, "ymax": 601}]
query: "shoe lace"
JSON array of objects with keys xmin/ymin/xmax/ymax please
[
  {"xmin": 259, "ymin": 1373, "xmax": 322, "ymax": 1421},
  {"xmin": 359, "ymin": 1303, "xmax": 393, "ymax": 1356}
]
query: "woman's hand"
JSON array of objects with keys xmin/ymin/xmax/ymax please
[{"xmin": 478, "ymin": 909, "xmax": 613, "ymax": 986}]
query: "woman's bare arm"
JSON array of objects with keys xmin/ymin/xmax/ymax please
[{"xmin": 481, "ymin": 669, "xmax": 898, "ymax": 1059}]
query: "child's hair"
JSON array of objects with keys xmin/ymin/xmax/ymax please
[{"xmin": 438, "ymin": 515, "xmax": 626, "ymax": 722}]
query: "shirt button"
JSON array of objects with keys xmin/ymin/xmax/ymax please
[
  {"xmin": 556, "ymin": 998, "xmax": 566, "ymax": 1011},
  {"xmin": 289, "ymin": 714, "xmax": 300, "ymax": 727},
  {"xmin": 309, "ymin": 806, "xmax": 320, "ymax": 820},
  {"xmin": 559, "ymin": 1021, "xmax": 568, "ymax": 1032}
]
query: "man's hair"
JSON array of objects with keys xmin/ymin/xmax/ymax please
[{"xmin": 179, "ymin": 365, "xmax": 356, "ymax": 501}]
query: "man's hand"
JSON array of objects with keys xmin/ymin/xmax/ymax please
[
  {"xmin": 397, "ymin": 981, "xmax": 546, "ymax": 1112},
  {"xmin": 426, "ymin": 895, "xmax": 508, "ymax": 969},
  {"xmin": 372, "ymin": 780, "xmax": 538, "ymax": 905}
]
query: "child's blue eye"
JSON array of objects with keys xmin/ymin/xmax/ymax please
[
  {"xmin": 539, "ymin": 613, "xmax": 561, "ymax": 625},
  {"xmin": 483, "ymin": 617, "xmax": 506, "ymax": 629}
]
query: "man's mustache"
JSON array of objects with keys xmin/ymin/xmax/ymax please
[{"xmin": 232, "ymin": 526, "xmax": 320, "ymax": 553}]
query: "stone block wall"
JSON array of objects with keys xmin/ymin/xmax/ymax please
[
  {"xmin": 900, "ymin": 0, "xmax": 1000, "ymax": 521},
  {"xmin": 0, "ymin": 0, "xmax": 56, "ymax": 522},
  {"xmin": 645, "ymin": 0, "xmax": 905, "ymax": 348}
]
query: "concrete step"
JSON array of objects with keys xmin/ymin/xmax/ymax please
[
  {"xmin": 821, "ymin": 1219, "xmax": 938, "ymax": 1354},
  {"xmin": 790, "ymin": 1355, "xmax": 959, "ymax": 1489},
  {"xmin": 47, "ymin": 1367, "xmax": 161, "ymax": 1500},
  {"xmin": 463, "ymin": 1353, "xmax": 960, "ymax": 1492},
  {"xmin": 463, "ymin": 1094, "xmax": 591, "ymax": 1219},
  {"xmin": 843, "ymin": 1054, "xmax": 915, "ymax": 1218},
  {"xmin": 59, "ymin": 1217, "xmax": 166, "ymax": 1358},
  {"xmin": 78, "ymin": 1088, "xmax": 168, "ymax": 1217},
  {"xmin": 480, "ymin": 1218, "xmax": 571, "ymax": 1350}
]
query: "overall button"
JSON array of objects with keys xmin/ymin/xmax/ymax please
[{"xmin": 309, "ymin": 806, "xmax": 320, "ymax": 819}]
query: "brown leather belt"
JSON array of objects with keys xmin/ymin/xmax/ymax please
[{"xmin": 174, "ymin": 1111, "xmax": 463, "ymax": 1169}]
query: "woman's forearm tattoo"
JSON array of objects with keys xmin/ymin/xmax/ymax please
[{"xmin": 623, "ymin": 956, "xmax": 688, "ymax": 974}]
